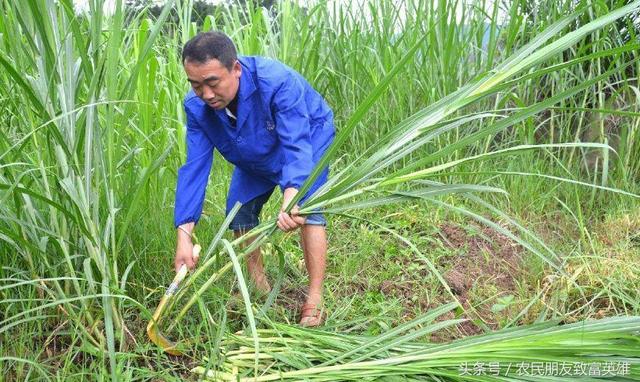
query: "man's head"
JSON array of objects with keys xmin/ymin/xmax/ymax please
[{"xmin": 182, "ymin": 31, "xmax": 241, "ymax": 110}]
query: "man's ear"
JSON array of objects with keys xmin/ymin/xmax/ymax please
[{"xmin": 232, "ymin": 60, "xmax": 242, "ymax": 78}]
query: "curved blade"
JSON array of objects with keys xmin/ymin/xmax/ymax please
[{"xmin": 147, "ymin": 244, "xmax": 201, "ymax": 355}]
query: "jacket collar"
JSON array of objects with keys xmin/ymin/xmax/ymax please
[{"xmin": 237, "ymin": 56, "xmax": 257, "ymax": 101}]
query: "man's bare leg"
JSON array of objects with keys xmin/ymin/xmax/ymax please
[
  {"xmin": 235, "ymin": 230, "xmax": 271, "ymax": 293},
  {"xmin": 299, "ymin": 225, "xmax": 327, "ymax": 325}
]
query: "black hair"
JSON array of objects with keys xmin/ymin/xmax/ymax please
[{"xmin": 181, "ymin": 31, "xmax": 237, "ymax": 70}]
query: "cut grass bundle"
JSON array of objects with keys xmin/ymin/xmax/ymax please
[{"xmin": 192, "ymin": 303, "xmax": 640, "ymax": 381}]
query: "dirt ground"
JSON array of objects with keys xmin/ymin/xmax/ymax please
[
  {"xmin": 436, "ymin": 222, "xmax": 525, "ymax": 339},
  {"xmin": 373, "ymin": 221, "xmax": 527, "ymax": 341}
]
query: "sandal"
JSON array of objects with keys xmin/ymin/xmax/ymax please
[{"xmin": 299, "ymin": 303, "xmax": 324, "ymax": 327}]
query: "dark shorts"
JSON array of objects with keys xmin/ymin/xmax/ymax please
[{"xmin": 228, "ymin": 189, "xmax": 326, "ymax": 231}]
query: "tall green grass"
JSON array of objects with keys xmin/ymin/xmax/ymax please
[
  {"xmin": 1, "ymin": 0, "xmax": 639, "ymax": 380},
  {"xmin": 0, "ymin": 0, "xmax": 180, "ymax": 378}
]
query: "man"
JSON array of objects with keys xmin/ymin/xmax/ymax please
[{"xmin": 173, "ymin": 31, "xmax": 334, "ymax": 327}]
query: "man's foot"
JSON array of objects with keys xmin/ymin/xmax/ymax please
[
  {"xmin": 247, "ymin": 252, "xmax": 271, "ymax": 294},
  {"xmin": 299, "ymin": 293, "xmax": 323, "ymax": 327},
  {"xmin": 299, "ymin": 302, "xmax": 323, "ymax": 327},
  {"xmin": 248, "ymin": 269, "xmax": 271, "ymax": 294}
]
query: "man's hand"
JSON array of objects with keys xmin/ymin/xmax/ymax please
[
  {"xmin": 174, "ymin": 223, "xmax": 199, "ymax": 272},
  {"xmin": 277, "ymin": 187, "xmax": 306, "ymax": 232}
]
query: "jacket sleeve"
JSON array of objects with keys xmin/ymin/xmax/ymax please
[
  {"xmin": 272, "ymin": 76, "xmax": 313, "ymax": 190},
  {"xmin": 173, "ymin": 106, "xmax": 214, "ymax": 228}
]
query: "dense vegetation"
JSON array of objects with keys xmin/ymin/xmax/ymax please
[{"xmin": 1, "ymin": 0, "xmax": 639, "ymax": 380}]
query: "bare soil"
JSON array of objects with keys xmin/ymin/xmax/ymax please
[{"xmin": 372, "ymin": 221, "xmax": 527, "ymax": 341}]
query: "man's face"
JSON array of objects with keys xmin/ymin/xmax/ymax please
[{"xmin": 184, "ymin": 58, "xmax": 241, "ymax": 110}]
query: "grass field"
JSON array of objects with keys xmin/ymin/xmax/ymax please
[{"xmin": 1, "ymin": 0, "xmax": 640, "ymax": 380}]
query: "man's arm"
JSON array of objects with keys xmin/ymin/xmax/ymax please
[
  {"xmin": 272, "ymin": 75, "xmax": 314, "ymax": 192},
  {"xmin": 174, "ymin": 106, "xmax": 214, "ymax": 270},
  {"xmin": 174, "ymin": 107, "xmax": 215, "ymax": 227},
  {"xmin": 272, "ymin": 75, "xmax": 314, "ymax": 231}
]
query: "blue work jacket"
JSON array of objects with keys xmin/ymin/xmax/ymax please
[{"xmin": 174, "ymin": 56, "xmax": 335, "ymax": 227}]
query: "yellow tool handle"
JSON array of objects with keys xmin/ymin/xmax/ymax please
[{"xmin": 166, "ymin": 244, "xmax": 201, "ymax": 296}]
